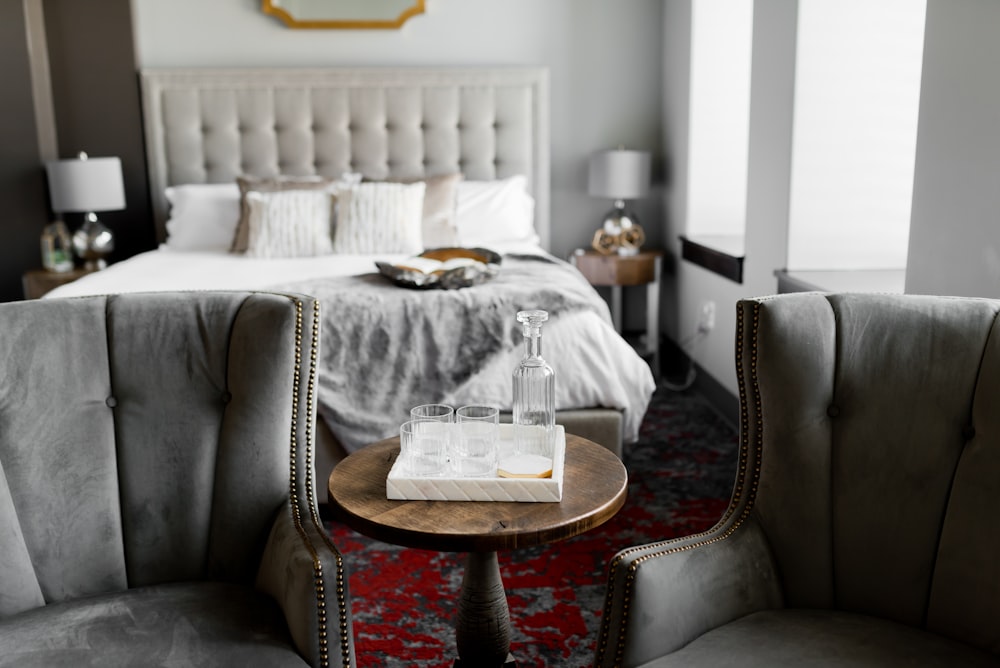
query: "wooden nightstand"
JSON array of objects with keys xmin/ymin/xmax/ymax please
[
  {"xmin": 22, "ymin": 267, "xmax": 96, "ymax": 300},
  {"xmin": 571, "ymin": 249, "xmax": 663, "ymax": 381}
]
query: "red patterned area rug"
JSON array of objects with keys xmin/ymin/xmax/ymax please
[{"xmin": 325, "ymin": 388, "xmax": 738, "ymax": 667}]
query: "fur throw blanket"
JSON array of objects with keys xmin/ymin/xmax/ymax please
[{"xmin": 271, "ymin": 254, "xmax": 629, "ymax": 452}]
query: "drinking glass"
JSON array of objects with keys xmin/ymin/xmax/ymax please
[
  {"xmin": 399, "ymin": 419, "xmax": 449, "ymax": 477},
  {"xmin": 454, "ymin": 405, "xmax": 499, "ymax": 478},
  {"xmin": 410, "ymin": 404, "xmax": 454, "ymax": 423}
]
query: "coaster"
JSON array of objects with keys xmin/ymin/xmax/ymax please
[{"xmin": 497, "ymin": 454, "xmax": 553, "ymax": 479}]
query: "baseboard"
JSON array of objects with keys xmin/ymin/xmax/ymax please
[{"xmin": 660, "ymin": 335, "xmax": 739, "ymax": 431}]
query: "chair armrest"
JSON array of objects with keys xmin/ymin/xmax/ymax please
[
  {"xmin": 595, "ymin": 515, "xmax": 782, "ymax": 668},
  {"xmin": 257, "ymin": 500, "xmax": 355, "ymax": 668}
]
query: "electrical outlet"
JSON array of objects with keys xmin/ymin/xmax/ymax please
[{"xmin": 698, "ymin": 301, "xmax": 716, "ymax": 333}]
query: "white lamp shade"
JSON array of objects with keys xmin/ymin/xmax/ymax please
[
  {"xmin": 46, "ymin": 156, "xmax": 126, "ymax": 213},
  {"xmin": 588, "ymin": 149, "xmax": 651, "ymax": 200}
]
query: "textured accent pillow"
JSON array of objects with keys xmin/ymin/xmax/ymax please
[
  {"xmin": 364, "ymin": 173, "xmax": 463, "ymax": 249},
  {"xmin": 455, "ymin": 175, "xmax": 539, "ymax": 247},
  {"xmin": 164, "ymin": 183, "xmax": 241, "ymax": 251},
  {"xmin": 332, "ymin": 182, "xmax": 426, "ymax": 255},
  {"xmin": 244, "ymin": 189, "xmax": 335, "ymax": 258},
  {"xmin": 231, "ymin": 174, "xmax": 360, "ymax": 253}
]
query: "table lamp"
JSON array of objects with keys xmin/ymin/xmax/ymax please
[
  {"xmin": 588, "ymin": 148, "xmax": 651, "ymax": 255},
  {"xmin": 45, "ymin": 151, "xmax": 125, "ymax": 270}
]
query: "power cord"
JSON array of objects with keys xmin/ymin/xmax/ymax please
[{"xmin": 660, "ymin": 329, "xmax": 707, "ymax": 392}]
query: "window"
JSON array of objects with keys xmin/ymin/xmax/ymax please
[
  {"xmin": 787, "ymin": 0, "xmax": 926, "ymax": 270},
  {"xmin": 685, "ymin": 0, "xmax": 754, "ymax": 256}
]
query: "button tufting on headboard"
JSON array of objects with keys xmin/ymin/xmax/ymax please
[{"xmin": 140, "ymin": 67, "xmax": 550, "ymax": 249}]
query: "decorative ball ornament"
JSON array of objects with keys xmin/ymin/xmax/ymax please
[
  {"xmin": 592, "ymin": 228, "xmax": 619, "ymax": 255},
  {"xmin": 591, "ymin": 215, "xmax": 646, "ymax": 256},
  {"xmin": 619, "ymin": 223, "xmax": 646, "ymax": 252}
]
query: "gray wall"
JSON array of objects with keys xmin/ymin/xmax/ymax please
[
  {"xmin": 659, "ymin": 0, "xmax": 691, "ymax": 347},
  {"xmin": 132, "ymin": 0, "xmax": 667, "ymax": 273},
  {"xmin": 45, "ymin": 0, "xmax": 154, "ymax": 263},
  {"xmin": 906, "ymin": 0, "xmax": 1000, "ymax": 297}
]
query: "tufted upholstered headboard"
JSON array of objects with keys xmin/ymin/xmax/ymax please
[{"xmin": 139, "ymin": 67, "xmax": 550, "ymax": 248}]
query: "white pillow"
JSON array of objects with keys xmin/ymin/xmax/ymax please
[
  {"xmin": 332, "ymin": 182, "xmax": 426, "ymax": 255},
  {"xmin": 232, "ymin": 172, "xmax": 362, "ymax": 253},
  {"xmin": 362, "ymin": 173, "xmax": 463, "ymax": 249},
  {"xmin": 163, "ymin": 183, "xmax": 241, "ymax": 251},
  {"xmin": 454, "ymin": 175, "xmax": 538, "ymax": 247},
  {"xmin": 244, "ymin": 189, "xmax": 335, "ymax": 258}
]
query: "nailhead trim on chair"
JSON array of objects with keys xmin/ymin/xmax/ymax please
[
  {"xmin": 304, "ymin": 301, "xmax": 353, "ymax": 668},
  {"xmin": 595, "ymin": 301, "xmax": 765, "ymax": 667},
  {"xmin": 286, "ymin": 298, "xmax": 350, "ymax": 668}
]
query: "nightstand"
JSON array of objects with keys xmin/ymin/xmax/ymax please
[
  {"xmin": 22, "ymin": 267, "xmax": 96, "ymax": 300},
  {"xmin": 571, "ymin": 249, "xmax": 663, "ymax": 381}
]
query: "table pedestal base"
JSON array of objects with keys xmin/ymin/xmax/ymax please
[{"xmin": 454, "ymin": 551, "xmax": 517, "ymax": 667}]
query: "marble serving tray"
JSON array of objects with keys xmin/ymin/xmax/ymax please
[{"xmin": 386, "ymin": 424, "xmax": 565, "ymax": 503}]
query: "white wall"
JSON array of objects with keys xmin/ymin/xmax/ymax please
[
  {"xmin": 665, "ymin": 0, "xmax": 797, "ymax": 399},
  {"xmin": 906, "ymin": 0, "xmax": 1000, "ymax": 297},
  {"xmin": 131, "ymin": 0, "xmax": 666, "ymax": 270}
]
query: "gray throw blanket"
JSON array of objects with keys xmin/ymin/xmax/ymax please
[{"xmin": 270, "ymin": 254, "xmax": 615, "ymax": 452}]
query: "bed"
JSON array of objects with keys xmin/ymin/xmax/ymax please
[{"xmin": 47, "ymin": 67, "xmax": 655, "ymax": 486}]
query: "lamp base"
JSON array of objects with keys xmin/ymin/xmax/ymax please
[
  {"xmin": 72, "ymin": 212, "xmax": 114, "ymax": 271},
  {"xmin": 591, "ymin": 201, "xmax": 646, "ymax": 255}
]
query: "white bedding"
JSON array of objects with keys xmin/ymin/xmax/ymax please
[
  {"xmin": 46, "ymin": 241, "xmax": 552, "ymax": 299},
  {"xmin": 47, "ymin": 244, "xmax": 655, "ymax": 448},
  {"xmin": 46, "ymin": 247, "xmax": 408, "ymax": 298}
]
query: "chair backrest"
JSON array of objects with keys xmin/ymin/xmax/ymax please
[
  {"xmin": 0, "ymin": 291, "xmax": 317, "ymax": 617},
  {"xmin": 738, "ymin": 293, "xmax": 1000, "ymax": 653}
]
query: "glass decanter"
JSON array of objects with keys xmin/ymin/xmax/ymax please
[{"xmin": 512, "ymin": 310, "xmax": 555, "ymax": 459}]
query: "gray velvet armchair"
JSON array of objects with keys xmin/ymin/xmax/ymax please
[
  {"xmin": 0, "ymin": 292, "xmax": 354, "ymax": 667},
  {"xmin": 596, "ymin": 293, "xmax": 1000, "ymax": 667}
]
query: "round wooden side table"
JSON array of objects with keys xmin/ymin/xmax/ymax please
[{"xmin": 328, "ymin": 434, "xmax": 627, "ymax": 666}]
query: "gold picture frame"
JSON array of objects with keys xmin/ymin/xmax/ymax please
[{"xmin": 262, "ymin": 0, "xmax": 425, "ymax": 30}]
